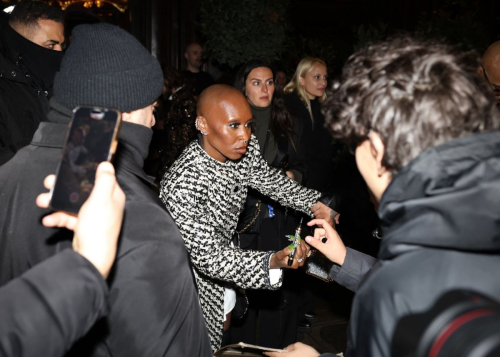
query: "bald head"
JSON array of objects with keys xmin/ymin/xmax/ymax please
[
  {"xmin": 195, "ymin": 85, "xmax": 253, "ymax": 162},
  {"xmin": 197, "ymin": 84, "xmax": 250, "ymax": 118},
  {"xmin": 482, "ymin": 41, "xmax": 500, "ymax": 87},
  {"xmin": 185, "ymin": 42, "xmax": 203, "ymax": 72},
  {"xmin": 185, "ymin": 42, "xmax": 202, "ymax": 53}
]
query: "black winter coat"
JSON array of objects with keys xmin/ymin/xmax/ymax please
[
  {"xmin": 284, "ymin": 91, "xmax": 334, "ymax": 192},
  {"xmin": 325, "ymin": 131, "xmax": 500, "ymax": 357},
  {"xmin": 0, "ymin": 250, "xmax": 108, "ymax": 357},
  {"xmin": 0, "ymin": 99, "xmax": 212, "ymax": 357},
  {"xmin": 0, "ymin": 13, "xmax": 54, "ymax": 165}
]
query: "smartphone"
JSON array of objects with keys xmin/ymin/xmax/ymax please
[{"xmin": 49, "ymin": 106, "xmax": 122, "ymax": 214}]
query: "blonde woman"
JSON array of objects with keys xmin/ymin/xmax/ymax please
[{"xmin": 284, "ymin": 57, "xmax": 332, "ymax": 193}]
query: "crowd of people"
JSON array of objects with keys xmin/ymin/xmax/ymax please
[{"xmin": 1, "ymin": 1, "xmax": 500, "ymax": 357}]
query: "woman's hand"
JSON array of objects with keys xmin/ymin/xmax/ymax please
[
  {"xmin": 285, "ymin": 171, "xmax": 294, "ymax": 180},
  {"xmin": 311, "ymin": 201, "xmax": 339, "ymax": 226},
  {"xmin": 263, "ymin": 342, "xmax": 320, "ymax": 357},
  {"xmin": 305, "ymin": 219, "xmax": 346, "ymax": 266},
  {"xmin": 269, "ymin": 239, "xmax": 310, "ymax": 269}
]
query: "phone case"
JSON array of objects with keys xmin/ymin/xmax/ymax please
[
  {"xmin": 305, "ymin": 249, "xmax": 334, "ymax": 282},
  {"xmin": 49, "ymin": 106, "xmax": 121, "ymax": 214}
]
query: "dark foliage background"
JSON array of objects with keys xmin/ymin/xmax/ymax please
[{"xmin": 198, "ymin": 0, "xmax": 499, "ymax": 78}]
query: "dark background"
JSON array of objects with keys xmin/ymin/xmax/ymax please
[{"xmin": 1, "ymin": 0, "xmax": 499, "ymax": 75}]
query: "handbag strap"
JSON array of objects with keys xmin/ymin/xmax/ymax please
[
  {"xmin": 262, "ymin": 129, "xmax": 271, "ymax": 159},
  {"xmin": 236, "ymin": 130, "xmax": 271, "ymax": 235}
]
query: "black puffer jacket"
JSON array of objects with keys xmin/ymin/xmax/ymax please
[
  {"xmin": 344, "ymin": 130, "xmax": 500, "ymax": 357},
  {"xmin": 0, "ymin": 13, "xmax": 60, "ymax": 165}
]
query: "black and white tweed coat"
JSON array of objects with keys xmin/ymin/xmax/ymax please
[{"xmin": 160, "ymin": 135, "xmax": 320, "ymax": 351}]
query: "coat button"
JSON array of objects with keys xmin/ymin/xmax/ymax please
[
  {"xmin": 11, "ymin": 71, "xmax": 16, "ymax": 77},
  {"xmin": 25, "ymin": 73, "xmax": 30, "ymax": 78}
]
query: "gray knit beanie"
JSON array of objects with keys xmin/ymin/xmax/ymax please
[{"xmin": 54, "ymin": 23, "xmax": 163, "ymax": 113}]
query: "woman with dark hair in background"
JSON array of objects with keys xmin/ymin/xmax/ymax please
[
  {"xmin": 275, "ymin": 70, "xmax": 288, "ymax": 91},
  {"xmin": 230, "ymin": 60, "xmax": 307, "ymax": 348}
]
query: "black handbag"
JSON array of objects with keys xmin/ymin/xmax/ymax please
[
  {"xmin": 235, "ymin": 131, "xmax": 272, "ymax": 235},
  {"xmin": 231, "ymin": 288, "xmax": 249, "ymax": 320}
]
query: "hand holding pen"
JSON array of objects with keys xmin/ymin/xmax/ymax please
[
  {"xmin": 287, "ymin": 218, "xmax": 303, "ymax": 266},
  {"xmin": 269, "ymin": 221, "xmax": 310, "ymax": 269}
]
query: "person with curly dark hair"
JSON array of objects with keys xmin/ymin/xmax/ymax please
[
  {"xmin": 265, "ymin": 37, "xmax": 500, "ymax": 357},
  {"xmin": 229, "ymin": 60, "xmax": 308, "ymax": 348}
]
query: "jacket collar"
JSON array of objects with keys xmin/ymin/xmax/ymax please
[
  {"xmin": 0, "ymin": 29, "xmax": 28, "ymax": 85},
  {"xmin": 30, "ymin": 121, "xmax": 68, "ymax": 148},
  {"xmin": 378, "ymin": 130, "xmax": 500, "ymax": 259},
  {"xmin": 34, "ymin": 98, "xmax": 156, "ymax": 187},
  {"xmin": 114, "ymin": 121, "xmax": 156, "ymax": 187}
]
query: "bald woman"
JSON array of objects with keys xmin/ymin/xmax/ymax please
[{"xmin": 160, "ymin": 85, "xmax": 338, "ymax": 351}]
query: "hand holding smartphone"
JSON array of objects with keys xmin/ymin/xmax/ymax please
[{"xmin": 49, "ymin": 106, "xmax": 121, "ymax": 214}]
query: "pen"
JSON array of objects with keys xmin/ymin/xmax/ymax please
[{"xmin": 287, "ymin": 218, "xmax": 303, "ymax": 266}]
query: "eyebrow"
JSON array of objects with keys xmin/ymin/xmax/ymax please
[
  {"xmin": 44, "ymin": 39, "xmax": 62, "ymax": 45},
  {"xmin": 250, "ymin": 77, "xmax": 273, "ymax": 81}
]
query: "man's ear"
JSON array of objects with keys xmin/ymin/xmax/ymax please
[
  {"xmin": 368, "ymin": 131, "xmax": 387, "ymax": 177},
  {"xmin": 184, "ymin": 52, "xmax": 189, "ymax": 60},
  {"xmin": 478, "ymin": 65, "xmax": 484, "ymax": 77}
]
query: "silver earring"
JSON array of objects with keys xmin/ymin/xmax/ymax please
[{"xmin": 202, "ymin": 132, "xmax": 208, "ymax": 136}]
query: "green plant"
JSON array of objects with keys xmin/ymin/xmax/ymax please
[{"xmin": 199, "ymin": 0, "xmax": 290, "ymax": 68}]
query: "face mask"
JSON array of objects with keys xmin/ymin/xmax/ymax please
[{"xmin": 3, "ymin": 22, "xmax": 64, "ymax": 92}]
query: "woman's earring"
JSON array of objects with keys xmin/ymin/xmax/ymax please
[{"xmin": 195, "ymin": 117, "xmax": 208, "ymax": 135}]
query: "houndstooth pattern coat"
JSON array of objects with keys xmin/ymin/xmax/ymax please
[{"xmin": 160, "ymin": 135, "xmax": 320, "ymax": 351}]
